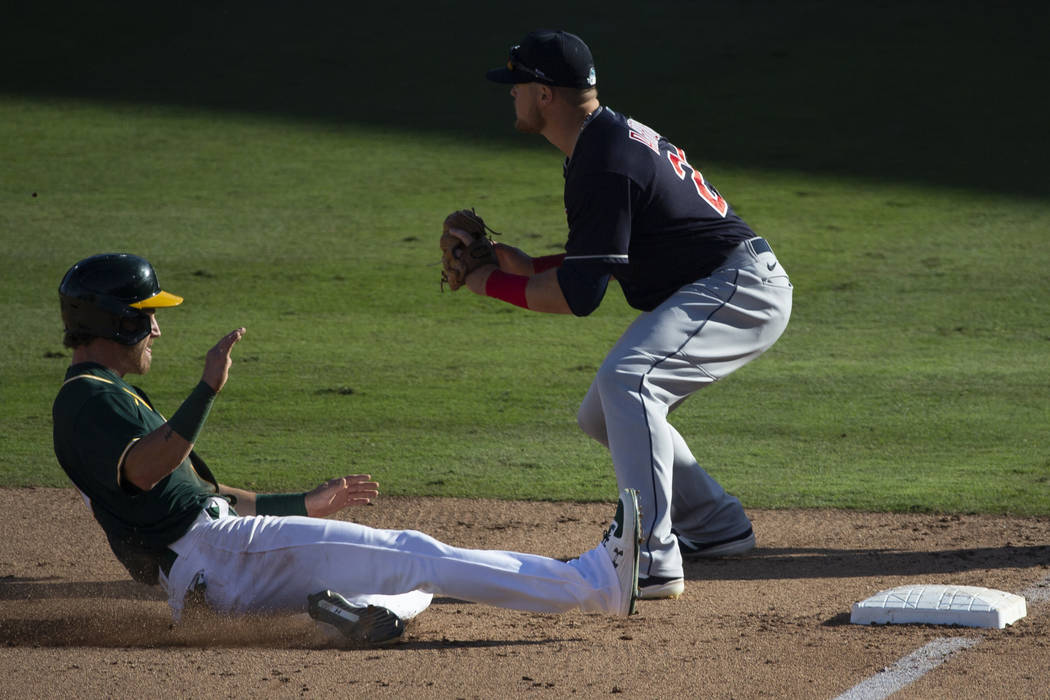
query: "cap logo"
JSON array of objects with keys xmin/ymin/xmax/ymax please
[{"xmin": 587, "ymin": 67, "xmax": 597, "ymax": 86}]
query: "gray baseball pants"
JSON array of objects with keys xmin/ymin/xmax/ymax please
[{"xmin": 577, "ymin": 237, "xmax": 792, "ymax": 579}]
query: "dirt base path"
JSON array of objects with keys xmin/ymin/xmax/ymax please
[{"xmin": 1, "ymin": 488, "xmax": 1048, "ymax": 699}]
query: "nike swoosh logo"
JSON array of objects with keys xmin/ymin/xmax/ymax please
[{"xmin": 767, "ymin": 262, "xmax": 777, "ymax": 270}]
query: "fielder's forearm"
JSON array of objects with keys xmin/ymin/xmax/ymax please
[
  {"xmin": 524, "ymin": 269, "xmax": 573, "ymax": 313},
  {"xmin": 468, "ymin": 265, "xmax": 572, "ymax": 314}
]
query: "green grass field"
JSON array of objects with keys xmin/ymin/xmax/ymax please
[{"xmin": 2, "ymin": 2, "xmax": 1047, "ymax": 515}]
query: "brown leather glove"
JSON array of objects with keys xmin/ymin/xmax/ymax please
[{"xmin": 440, "ymin": 209, "xmax": 499, "ymax": 291}]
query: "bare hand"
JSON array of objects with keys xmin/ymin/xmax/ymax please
[
  {"xmin": 305, "ymin": 474, "xmax": 380, "ymax": 517},
  {"xmin": 449, "ymin": 230, "xmax": 534, "ymax": 276},
  {"xmin": 492, "ymin": 242, "xmax": 535, "ymax": 276},
  {"xmin": 202, "ymin": 327, "xmax": 246, "ymax": 393}
]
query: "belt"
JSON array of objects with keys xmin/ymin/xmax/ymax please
[{"xmin": 747, "ymin": 237, "xmax": 772, "ymax": 256}]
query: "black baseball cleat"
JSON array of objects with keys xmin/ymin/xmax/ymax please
[
  {"xmin": 307, "ymin": 590, "xmax": 405, "ymax": 646},
  {"xmin": 674, "ymin": 526, "xmax": 756, "ymax": 559}
]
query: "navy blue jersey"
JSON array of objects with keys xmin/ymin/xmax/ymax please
[{"xmin": 558, "ymin": 107, "xmax": 756, "ymax": 314}]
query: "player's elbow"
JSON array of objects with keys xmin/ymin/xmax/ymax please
[
  {"xmin": 122, "ymin": 468, "xmax": 160, "ymax": 493},
  {"xmin": 567, "ymin": 298, "xmax": 599, "ymax": 316},
  {"xmin": 558, "ymin": 268, "xmax": 610, "ymax": 317}
]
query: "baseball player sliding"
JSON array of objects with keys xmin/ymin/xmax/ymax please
[
  {"xmin": 443, "ymin": 30, "xmax": 792, "ymax": 600},
  {"xmin": 52, "ymin": 253, "xmax": 642, "ymax": 646}
]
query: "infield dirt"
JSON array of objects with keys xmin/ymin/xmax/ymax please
[{"xmin": 1, "ymin": 488, "xmax": 1048, "ymax": 698}]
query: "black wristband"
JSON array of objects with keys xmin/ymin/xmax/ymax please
[
  {"xmin": 255, "ymin": 493, "xmax": 309, "ymax": 517},
  {"xmin": 167, "ymin": 381, "xmax": 216, "ymax": 444}
]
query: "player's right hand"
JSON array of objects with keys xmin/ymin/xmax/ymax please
[
  {"xmin": 492, "ymin": 242, "xmax": 534, "ymax": 276},
  {"xmin": 202, "ymin": 327, "xmax": 246, "ymax": 393}
]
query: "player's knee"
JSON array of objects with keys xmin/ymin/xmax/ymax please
[
  {"xmin": 576, "ymin": 384, "xmax": 609, "ymax": 444},
  {"xmin": 593, "ymin": 361, "xmax": 639, "ymax": 397},
  {"xmin": 576, "ymin": 406, "xmax": 608, "ymax": 444}
]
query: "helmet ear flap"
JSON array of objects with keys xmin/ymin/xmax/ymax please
[
  {"xmin": 116, "ymin": 311, "xmax": 152, "ymax": 345},
  {"xmin": 60, "ymin": 293, "xmax": 152, "ymax": 346}
]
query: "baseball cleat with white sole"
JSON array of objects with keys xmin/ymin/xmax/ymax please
[
  {"xmin": 307, "ymin": 590, "xmax": 405, "ymax": 646},
  {"xmin": 637, "ymin": 574, "xmax": 685, "ymax": 600},
  {"xmin": 601, "ymin": 488, "xmax": 641, "ymax": 616}
]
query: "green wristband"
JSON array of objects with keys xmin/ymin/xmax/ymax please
[
  {"xmin": 255, "ymin": 493, "xmax": 309, "ymax": 517},
  {"xmin": 167, "ymin": 381, "xmax": 216, "ymax": 444}
]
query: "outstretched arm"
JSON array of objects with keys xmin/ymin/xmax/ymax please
[
  {"xmin": 123, "ymin": 328, "xmax": 246, "ymax": 492},
  {"xmin": 219, "ymin": 474, "xmax": 381, "ymax": 518},
  {"xmin": 462, "ymin": 264, "xmax": 573, "ymax": 314},
  {"xmin": 452, "ymin": 230, "xmax": 572, "ymax": 313},
  {"xmin": 490, "ymin": 241, "xmax": 536, "ymax": 276}
]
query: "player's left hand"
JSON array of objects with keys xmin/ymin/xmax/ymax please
[
  {"xmin": 202, "ymin": 327, "xmax": 246, "ymax": 393},
  {"xmin": 305, "ymin": 474, "xmax": 380, "ymax": 517}
]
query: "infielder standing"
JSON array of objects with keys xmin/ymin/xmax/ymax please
[
  {"xmin": 452, "ymin": 30, "xmax": 792, "ymax": 599},
  {"xmin": 52, "ymin": 253, "xmax": 641, "ymax": 645}
]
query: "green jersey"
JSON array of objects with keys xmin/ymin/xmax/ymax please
[{"xmin": 52, "ymin": 362, "xmax": 219, "ymax": 583}]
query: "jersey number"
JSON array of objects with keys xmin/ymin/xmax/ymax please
[{"xmin": 666, "ymin": 147, "xmax": 728, "ymax": 217}]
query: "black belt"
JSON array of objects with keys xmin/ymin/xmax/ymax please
[{"xmin": 748, "ymin": 237, "xmax": 772, "ymax": 256}]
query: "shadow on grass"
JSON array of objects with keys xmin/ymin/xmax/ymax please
[{"xmin": 3, "ymin": 1, "xmax": 1048, "ymax": 198}]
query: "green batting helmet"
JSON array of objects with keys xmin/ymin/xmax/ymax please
[{"xmin": 59, "ymin": 253, "xmax": 183, "ymax": 346}]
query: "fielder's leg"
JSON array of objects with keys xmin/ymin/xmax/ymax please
[
  {"xmin": 579, "ymin": 384, "xmax": 749, "ymax": 545},
  {"xmin": 664, "ymin": 243, "xmax": 792, "ymax": 555},
  {"xmin": 579, "ymin": 240, "xmax": 792, "ymax": 594},
  {"xmin": 667, "ymin": 424, "xmax": 752, "ymax": 545}
]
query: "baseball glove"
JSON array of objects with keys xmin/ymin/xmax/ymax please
[{"xmin": 440, "ymin": 208, "xmax": 499, "ymax": 291}]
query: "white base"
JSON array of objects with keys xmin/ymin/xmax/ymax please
[{"xmin": 851, "ymin": 584, "xmax": 1027, "ymax": 629}]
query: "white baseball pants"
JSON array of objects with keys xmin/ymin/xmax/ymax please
[{"xmin": 160, "ymin": 497, "xmax": 624, "ymax": 620}]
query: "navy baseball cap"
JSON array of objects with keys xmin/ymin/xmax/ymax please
[{"xmin": 486, "ymin": 30, "xmax": 597, "ymax": 89}]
